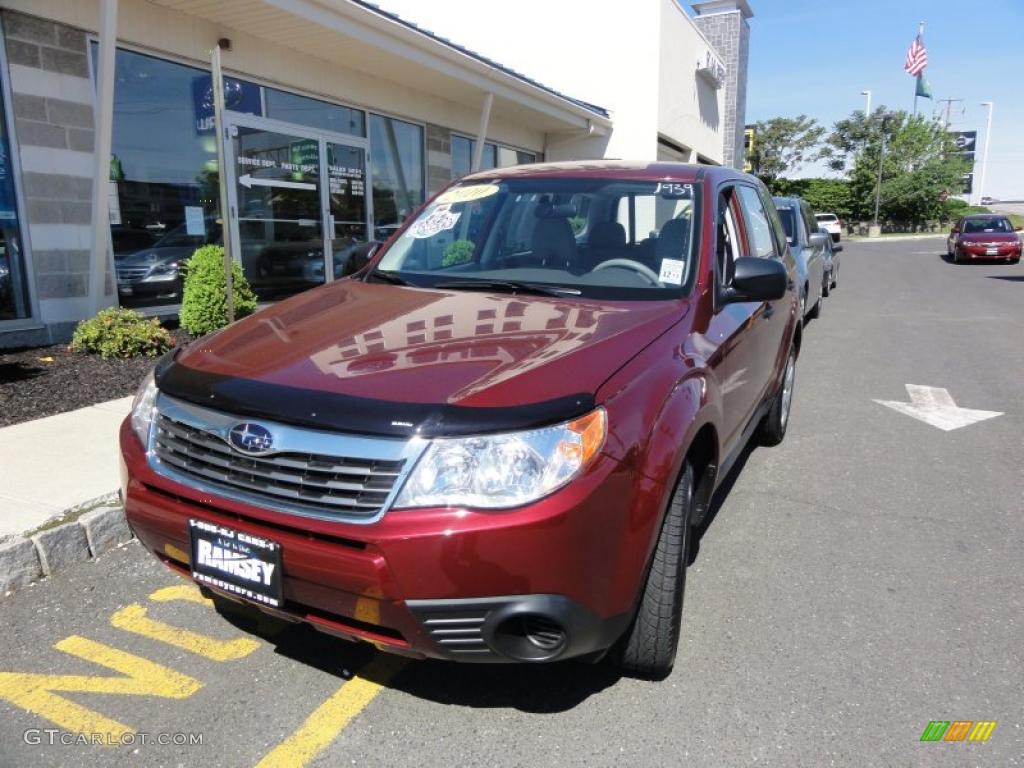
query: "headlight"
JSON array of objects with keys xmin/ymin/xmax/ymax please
[
  {"xmin": 143, "ymin": 262, "xmax": 179, "ymax": 281},
  {"xmin": 130, "ymin": 372, "xmax": 158, "ymax": 444},
  {"xmin": 394, "ymin": 408, "xmax": 607, "ymax": 510}
]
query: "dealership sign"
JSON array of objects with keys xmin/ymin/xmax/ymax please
[{"xmin": 949, "ymin": 130, "xmax": 977, "ymax": 195}]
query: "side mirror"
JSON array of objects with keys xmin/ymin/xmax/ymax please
[
  {"xmin": 808, "ymin": 232, "xmax": 828, "ymax": 249},
  {"xmin": 832, "ymin": 243, "xmax": 843, "ymax": 253},
  {"xmin": 346, "ymin": 240, "xmax": 381, "ymax": 275},
  {"xmin": 721, "ymin": 257, "xmax": 787, "ymax": 305}
]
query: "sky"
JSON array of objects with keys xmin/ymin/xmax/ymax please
[
  {"xmin": 376, "ymin": 0, "xmax": 1021, "ymax": 200},
  {"xmin": 744, "ymin": 0, "xmax": 1023, "ymax": 199}
]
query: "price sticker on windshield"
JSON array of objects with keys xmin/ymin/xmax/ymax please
[
  {"xmin": 436, "ymin": 184, "xmax": 500, "ymax": 204},
  {"xmin": 658, "ymin": 258, "xmax": 685, "ymax": 285},
  {"xmin": 656, "ymin": 182, "xmax": 693, "ymax": 199}
]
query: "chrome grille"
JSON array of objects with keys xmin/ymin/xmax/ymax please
[
  {"xmin": 153, "ymin": 413, "xmax": 405, "ymax": 519},
  {"xmin": 117, "ymin": 266, "xmax": 150, "ymax": 282}
]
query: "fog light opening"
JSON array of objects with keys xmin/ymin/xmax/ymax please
[{"xmin": 492, "ymin": 614, "xmax": 567, "ymax": 661}]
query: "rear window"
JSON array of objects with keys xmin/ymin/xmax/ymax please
[
  {"xmin": 816, "ymin": 214, "xmax": 838, "ymax": 222},
  {"xmin": 776, "ymin": 206, "xmax": 796, "ymax": 243}
]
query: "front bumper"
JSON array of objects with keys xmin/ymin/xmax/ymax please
[{"xmin": 120, "ymin": 418, "xmax": 637, "ymax": 662}]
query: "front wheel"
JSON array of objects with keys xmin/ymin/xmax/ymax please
[
  {"xmin": 822, "ymin": 274, "xmax": 831, "ymax": 297},
  {"xmin": 758, "ymin": 345, "xmax": 797, "ymax": 446},
  {"xmin": 611, "ymin": 462, "xmax": 693, "ymax": 680}
]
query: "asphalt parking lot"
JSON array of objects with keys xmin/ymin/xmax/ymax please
[{"xmin": 1, "ymin": 236, "xmax": 1021, "ymax": 768}]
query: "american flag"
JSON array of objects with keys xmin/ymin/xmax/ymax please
[{"xmin": 904, "ymin": 34, "xmax": 927, "ymax": 76}]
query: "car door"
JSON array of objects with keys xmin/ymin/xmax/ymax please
[
  {"xmin": 801, "ymin": 201, "xmax": 825, "ymax": 299},
  {"xmin": 705, "ymin": 184, "xmax": 760, "ymax": 454},
  {"xmin": 735, "ymin": 184, "xmax": 791, "ymax": 406}
]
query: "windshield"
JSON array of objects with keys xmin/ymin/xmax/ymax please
[
  {"xmin": 374, "ymin": 178, "xmax": 700, "ymax": 299},
  {"xmin": 962, "ymin": 217, "xmax": 1012, "ymax": 234}
]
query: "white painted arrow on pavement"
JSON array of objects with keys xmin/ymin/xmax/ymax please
[
  {"xmin": 238, "ymin": 173, "xmax": 315, "ymax": 191},
  {"xmin": 873, "ymin": 384, "xmax": 1003, "ymax": 431}
]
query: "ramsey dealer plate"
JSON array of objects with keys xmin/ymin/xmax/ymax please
[{"xmin": 189, "ymin": 519, "xmax": 283, "ymax": 607}]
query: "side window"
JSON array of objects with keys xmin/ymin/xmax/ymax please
[
  {"xmin": 716, "ymin": 188, "xmax": 742, "ymax": 285},
  {"xmin": 736, "ymin": 186, "xmax": 777, "ymax": 258},
  {"xmin": 801, "ymin": 202, "xmax": 818, "ymax": 241},
  {"xmin": 757, "ymin": 186, "xmax": 788, "ymax": 255}
]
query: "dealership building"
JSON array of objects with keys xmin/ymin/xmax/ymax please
[{"xmin": 0, "ymin": 0, "xmax": 752, "ymax": 347}]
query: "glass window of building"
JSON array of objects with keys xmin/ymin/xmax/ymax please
[
  {"xmin": 451, "ymin": 135, "xmax": 497, "ymax": 178},
  {"xmin": 0, "ymin": 69, "xmax": 29, "ymax": 321},
  {"xmin": 369, "ymin": 114, "xmax": 424, "ymax": 240},
  {"xmin": 94, "ymin": 46, "xmax": 259, "ymax": 308},
  {"xmin": 497, "ymin": 146, "xmax": 536, "ymax": 167},
  {"xmin": 265, "ymin": 88, "xmax": 365, "ymax": 137}
]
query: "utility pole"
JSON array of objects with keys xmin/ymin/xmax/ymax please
[
  {"xmin": 977, "ymin": 101, "xmax": 994, "ymax": 205},
  {"xmin": 936, "ymin": 97, "xmax": 963, "ymax": 129}
]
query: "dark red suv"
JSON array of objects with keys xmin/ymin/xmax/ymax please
[{"xmin": 121, "ymin": 162, "xmax": 801, "ymax": 679}]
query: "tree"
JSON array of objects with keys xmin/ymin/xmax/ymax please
[
  {"xmin": 749, "ymin": 115, "xmax": 825, "ymax": 181},
  {"xmin": 822, "ymin": 107, "xmax": 969, "ymax": 225}
]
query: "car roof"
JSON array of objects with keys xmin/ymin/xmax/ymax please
[
  {"xmin": 963, "ymin": 213, "xmax": 1004, "ymax": 219},
  {"xmin": 459, "ymin": 160, "xmax": 747, "ymax": 183}
]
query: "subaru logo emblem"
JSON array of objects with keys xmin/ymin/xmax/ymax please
[{"xmin": 228, "ymin": 423, "xmax": 274, "ymax": 455}]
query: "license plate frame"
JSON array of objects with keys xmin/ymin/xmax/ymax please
[
  {"xmin": 189, "ymin": 519, "xmax": 283, "ymax": 608},
  {"xmin": 986, "ymin": 247, "xmax": 999, "ymax": 255}
]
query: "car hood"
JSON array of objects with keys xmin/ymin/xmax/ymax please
[
  {"xmin": 157, "ymin": 279, "xmax": 688, "ymax": 437},
  {"xmin": 958, "ymin": 233, "xmax": 1018, "ymax": 243},
  {"xmin": 117, "ymin": 246, "xmax": 195, "ymax": 266}
]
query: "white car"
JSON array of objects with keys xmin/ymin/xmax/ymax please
[{"xmin": 815, "ymin": 213, "xmax": 842, "ymax": 242}]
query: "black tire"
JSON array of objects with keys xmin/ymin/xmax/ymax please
[
  {"xmin": 831, "ymin": 266, "xmax": 838, "ymax": 290},
  {"xmin": 807, "ymin": 289, "xmax": 822, "ymax": 319},
  {"xmin": 758, "ymin": 345, "xmax": 797, "ymax": 446},
  {"xmin": 822, "ymin": 274, "xmax": 831, "ymax": 297},
  {"xmin": 1010, "ymin": 258, "xmax": 1020, "ymax": 265},
  {"xmin": 611, "ymin": 462, "xmax": 693, "ymax": 680}
]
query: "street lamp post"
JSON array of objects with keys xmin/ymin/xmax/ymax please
[
  {"xmin": 861, "ymin": 89, "xmax": 872, "ymax": 115},
  {"xmin": 976, "ymin": 101, "xmax": 994, "ymax": 205},
  {"xmin": 871, "ymin": 113, "xmax": 894, "ymax": 237}
]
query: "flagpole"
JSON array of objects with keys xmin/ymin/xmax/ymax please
[{"xmin": 913, "ymin": 21, "xmax": 925, "ymax": 116}]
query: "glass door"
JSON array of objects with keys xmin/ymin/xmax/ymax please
[
  {"xmin": 229, "ymin": 123, "xmax": 326, "ymax": 301},
  {"xmin": 225, "ymin": 115, "xmax": 372, "ymax": 300},
  {"xmin": 326, "ymin": 141, "xmax": 370, "ymax": 278}
]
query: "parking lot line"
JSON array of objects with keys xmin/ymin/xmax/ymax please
[
  {"xmin": 111, "ymin": 603, "xmax": 261, "ymax": 661},
  {"xmin": 149, "ymin": 584, "xmax": 212, "ymax": 605},
  {"xmin": 0, "ymin": 636, "xmax": 202, "ymax": 741},
  {"xmin": 255, "ymin": 654, "xmax": 405, "ymax": 768}
]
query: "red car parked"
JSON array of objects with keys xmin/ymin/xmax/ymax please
[
  {"xmin": 121, "ymin": 162, "xmax": 801, "ymax": 679},
  {"xmin": 947, "ymin": 214, "xmax": 1022, "ymax": 263}
]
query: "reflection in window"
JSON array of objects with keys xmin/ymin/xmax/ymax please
[
  {"xmin": 369, "ymin": 115, "xmax": 424, "ymax": 240},
  {"xmin": 453, "ymin": 136, "xmax": 535, "ymax": 178},
  {"xmin": 265, "ymin": 88, "xmax": 365, "ymax": 137},
  {"xmin": 94, "ymin": 45, "xmax": 249, "ymax": 308},
  {"xmin": 0, "ymin": 68, "xmax": 29, "ymax": 320},
  {"xmin": 451, "ymin": 135, "xmax": 496, "ymax": 178}
]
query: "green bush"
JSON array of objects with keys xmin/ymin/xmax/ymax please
[
  {"xmin": 179, "ymin": 245, "xmax": 257, "ymax": 336},
  {"xmin": 442, "ymin": 239, "xmax": 475, "ymax": 267},
  {"xmin": 71, "ymin": 307, "xmax": 174, "ymax": 359}
]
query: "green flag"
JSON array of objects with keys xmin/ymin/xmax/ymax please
[{"xmin": 916, "ymin": 73, "xmax": 932, "ymax": 99}]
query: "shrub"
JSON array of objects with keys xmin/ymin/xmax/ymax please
[
  {"xmin": 179, "ymin": 245, "xmax": 257, "ymax": 336},
  {"xmin": 71, "ymin": 307, "xmax": 174, "ymax": 359},
  {"xmin": 442, "ymin": 239, "xmax": 475, "ymax": 267}
]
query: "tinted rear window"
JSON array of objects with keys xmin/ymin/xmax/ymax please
[
  {"xmin": 776, "ymin": 207, "xmax": 796, "ymax": 242},
  {"xmin": 816, "ymin": 214, "xmax": 837, "ymax": 222}
]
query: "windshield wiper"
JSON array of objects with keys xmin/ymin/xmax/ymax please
[
  {"xmin": 366, "ymin": 269, "xmax": 410, "ymax": 286},
  {"xmin": 432, "ymin": 279, "xmax": 580, "ymax": 297}
]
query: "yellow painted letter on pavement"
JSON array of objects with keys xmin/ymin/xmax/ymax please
[
  {"xmin": 112, "ymin": 604, "xmax": 260, "ymax": 662},
  {"xmin": 149, "ymin": 584, "xmax": 211, "ymax": 606},
  {"xmin": 0, "ymin": 635, "xmax": 202, "ymax": 741}
]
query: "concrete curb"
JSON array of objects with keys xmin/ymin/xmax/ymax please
[{"xmin": 1, "ymin": 494, "xmax": 134, "ymax": 597}]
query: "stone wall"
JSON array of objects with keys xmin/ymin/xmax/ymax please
[
  {"xmin": 2, "ymin": 9, "xmax": 107, "ymax": 336},
  {"xmin": 692, "ymin": 9, "xmax": 750, "ymax": 169}
]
